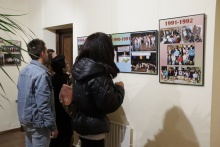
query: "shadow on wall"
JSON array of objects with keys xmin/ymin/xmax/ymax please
[{"xmin": 144, "ymin": 106, "xmax": 199, "ymax": 147}]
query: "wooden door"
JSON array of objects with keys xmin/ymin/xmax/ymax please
[{"xmin": 56, "ymin": 28, "xmax": 73, "ymax": 70}]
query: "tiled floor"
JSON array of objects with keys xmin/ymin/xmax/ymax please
[{"xmin": 0, "ymin": 129, "xmax": 25, "ymax": 147}]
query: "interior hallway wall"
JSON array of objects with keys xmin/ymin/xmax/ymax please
[
  {"xmin": 0, "ymin": 0, "xmax": 30, "ymax": 132},
  {"xmin": 210, "ymin": 0, "xmax": 220, "ymax": 146},
  {"xmin": 0, "ymin": 0, "xmax": 218, "ymax": 147},
  {"xmin": 31, "ymin": 0, "xmax": 217, "ymax": 147}
]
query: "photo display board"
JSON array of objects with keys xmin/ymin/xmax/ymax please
[
  {"xmin": 0, "ymin": 40, "xmax": 21, "ymax": 66},
  {"xmin": 159, "ymin": 14, "xmax": 205, "ymax": 86},
  {"xmin": 77, "ymin": 36, "xmax": 87, "ymax": 55},
  {"xmin": 77, "ymin": 30, "xmax": 158, "ymax": 75}
]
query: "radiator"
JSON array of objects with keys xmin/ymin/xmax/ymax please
[{"xmin": 105, "ymin": 121, "xmax": 132, "ymax": 147}]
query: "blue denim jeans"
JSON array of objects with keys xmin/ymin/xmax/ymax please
[{"xmin": 23, "ymin": 126, "xmax": 51, "ymax": 147}]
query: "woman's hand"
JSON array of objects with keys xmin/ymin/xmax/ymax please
[{"xmin": 115, "ymin": 81, "xmax": 124, "ymax": 88}]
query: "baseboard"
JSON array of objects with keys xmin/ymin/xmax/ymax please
[{"xmin": 0, "ymin": 127, "xmax": 21, "ymax": 135}]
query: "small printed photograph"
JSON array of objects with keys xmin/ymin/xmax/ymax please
[
  {"xmin": 167, "ymin": 44, "xmax": 195, "ymax": 65},
  {"xmin": 114, "ymin": 46, "xmax": 130, "ymax": 63},
  {"xmin": 4, "ymin": 53, "xmax": 21, "ymax": 65},
  {"xmin": 131, "ymin": 52, "xmax": 156, "ymax": 74},
  {"xmin": 0, "ymin": 53, "xmax": 3, "ymax": 66},
  {"xmin": 182, "ymin": 25, "xmax": 203, "ymax": 43},
  {"xmin": 160, "ymin": 27, "xmax": 181, "ymax": 44},
  {"xmin": 0, "ymin": 40, "xmax": 21, "ymax": 52},
  {"xmin": 130, "ymin": 32, "xmax": 157, "ymax": 51},
  {"xmin": 1, "ymin": 46, "xmax": 20, "ymax": 53},
  {"xmin": 160, "ymin": 66, "xmax": 202, "ymax": 85}
]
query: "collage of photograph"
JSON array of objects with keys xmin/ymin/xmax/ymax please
[
  {"xmin": 159, "ymin": 14, "xmax": 204, "ymax": 86},
  {"xmin": 0, "ymin": 40, "xmax": 21, "ymax": 66},
  {"xmin": 76, "ymin": 14, "xmax": 204, "ymax": 85},
  {"xmin": 76, "ymin": 30, "xmax": 159, "ymax": 75}
]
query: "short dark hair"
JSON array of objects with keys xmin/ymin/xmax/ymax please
[
  {"xmin": 47, "ymin": 49, "xmax": 55, "ymax": 59},
  {"xmin": 76, "ymin": 32, "xmax": 119, "ymax": 77},
  {"xmin": 27, "ymin": 39, "xmax": 46, "ymax": 60},
  {"xmin": 47, "ymin": 49, "xmax": 55, "ymax": 68},
  {"xmin": 51, "ymin": 55, "xmax": 66, "ymax": 73}
]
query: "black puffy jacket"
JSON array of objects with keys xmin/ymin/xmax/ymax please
[{"xmin": 72, "ymin": 58, "xmax": 125, "ymax": 135}]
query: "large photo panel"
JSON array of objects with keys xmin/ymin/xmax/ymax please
[{"xmin": 159, "ymin": 14, "xmax": 205, "ymax": 86}]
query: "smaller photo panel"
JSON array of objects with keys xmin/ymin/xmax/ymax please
[
  {"xmin": 182, "ymin": 25, "xmax": 203, "ymax": 43},
  {"xmin": 0, "ymin": 40, "xmax": 21, "ymax": 66},
  {"xmin": 130, "ymin": 32, "xmax": 156, "ymax": 51},
  {"xmin": 160, "ymin": 27, "xmax": 181, "ymax": 44},
  {"xmin": 131, "ymin": 52, "xmax": 156, "ymax": 74}
]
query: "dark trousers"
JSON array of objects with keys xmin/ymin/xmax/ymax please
[{"xmin": 79, "ymin": 137, "xmax": 105, "ymax": 147}]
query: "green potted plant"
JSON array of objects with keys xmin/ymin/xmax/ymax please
[{"xmin": 0, "ymin": 13, "xmax": 35, "ymax": 108}]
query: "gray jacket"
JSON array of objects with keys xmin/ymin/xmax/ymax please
[{"xmin": 17, "ymin": 60, "xmax": 56, "ymax": 131}]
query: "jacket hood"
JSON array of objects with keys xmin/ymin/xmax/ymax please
[{"xmin": 72, "ymin": 58, "xmax": 111, "ymax": 81}]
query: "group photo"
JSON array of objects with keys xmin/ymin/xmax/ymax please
[
  {"xmin": 160, "ymin": 27, "xmax": 181, "ymax": 44},
  {"xmin": 182, "ymin": 25, "xmax": 203, "ymax": 43},
  {"xmin": 160, "ymin": 66, "xmax": 202, "ymax": 85},
  {"xmin": 167, "ymin": 44, "xmax": 195, "ymax": 65},
  {"xmin": 131, "ymin": 52, "xmax": 157, "ymax": 73},
  {"xmin": 130, "ymin": 32, "xmax": 157, "ymax": 51}
]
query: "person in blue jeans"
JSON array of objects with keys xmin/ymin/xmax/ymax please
[
  {"xmin": 188, "ymin": 46, "xmax": 195, "ymax": 64},
  {"xmin": 17, "ymin": 39, "xmax": 58, "ymax": 147}
]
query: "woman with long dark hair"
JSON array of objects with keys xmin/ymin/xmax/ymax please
[
  {"xmin": 72, "ymin": 32, "xmax": 125, "ymax": 147},
  {"xmin": 49, "ymin": 55, "xmax": 73, "ymax": 147}
]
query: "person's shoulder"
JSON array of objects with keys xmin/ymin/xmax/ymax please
[
  {"xmin": 23, "ymin": 63, "xmax": 48, "ymax": 77},
  {"xmin": 30, "ymin": 65, "xmax": 46, "ymax": 75},
  {"xmin": 19, "ymin": 63, "xmax": 32, "ymax": 73}
]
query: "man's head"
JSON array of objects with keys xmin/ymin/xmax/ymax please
[
  {"xmin": 27, "ymin": 39, "xmax": 48, "ymax": 65},
  {"xmin": 47, "ymin": 49, "xmax": 57, "ymax": 59}
]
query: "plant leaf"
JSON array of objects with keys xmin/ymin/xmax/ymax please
[
  {"xmin": 0, "ymin": 83, "xmax": 10, "ymax": 103},
  {"xmin": 0, "ymin": 13, "xmax": 36, "ymax": 108},
  {"xmin": 0, "ymin": 66, "xmax": 15, "ymax": 84}
]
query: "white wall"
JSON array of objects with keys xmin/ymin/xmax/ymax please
[
  {"xmin": 0, "ymin": 0, "xmax": 218, "ymax": 147},
  {"xmin": 0, "ymin": 0, "xmax": 30, "ymax": 131},
  {"xmin": 40, "ymin": 0, "xmax": 216, "ymax": 147},
  {"xmin": 211, "ymin": 0, "xmax": 220, "ymax": 146}
]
